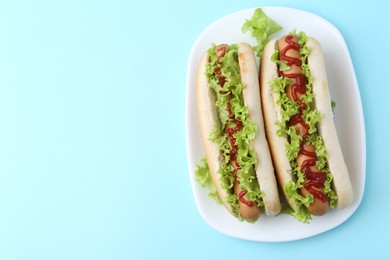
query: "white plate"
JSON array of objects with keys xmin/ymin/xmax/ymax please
[{"xmin": 185, "ymin": 7, "xmax": 365, "ymax": 242}]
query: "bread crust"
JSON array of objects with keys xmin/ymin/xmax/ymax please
[
  {"xmin": 238, "ymin": 43, "xmax": 281, "ymax": 215},
  {"xmin": 306, "ymin": 38, "xmax": 353, "ymax": 208},
  {"xmin": 260, "ymin": 37, "xmax": 353, "ymax": 212},
  {"xmin": 196, "ymin": 43, "xmax": 281, "ymax": 218}
]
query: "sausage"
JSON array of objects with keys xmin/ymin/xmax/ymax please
[
  {"xmin": 297, "ymin": 143, "xmax": 329, "ymax": 215},
  {"xmin": 234, "ymin": 181, "xmax": 262, "ymax": 221},
  {"xmin": 229, "ymin": 147, "xmax": 261, "ymax": 221}
]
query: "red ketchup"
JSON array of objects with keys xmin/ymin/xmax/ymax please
[
  {"xmin": 279, "ymin": 36, "xmax": 328, "ymax": 203},
  {"xmin": 214, "ymin": 45, "xmax": 255, "ymax": 207}
]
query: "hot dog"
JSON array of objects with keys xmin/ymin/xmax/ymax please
[
  {"xmin": 260, "ymin": 32, "xmax": 353, "ymax": 222},
  {"xmin": 196, "ymin": 42, "xmax": 281, "ymax": 221}
]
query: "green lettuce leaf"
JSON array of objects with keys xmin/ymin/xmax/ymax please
[
  {"xmin": 194, "ymin": 157, "xmax": 222, "ymax": 204},
  {"xmin": 271, "ymin": 49, "xmax": 291, "ymax": 71},
  {"xmin": 241, "ymin": 8, "xmax": 282, "ymax": 57}
]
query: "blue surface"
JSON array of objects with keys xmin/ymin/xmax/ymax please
[{"xmin": 0, "ymin": 0, "xmax": 386, "ymax": 259}]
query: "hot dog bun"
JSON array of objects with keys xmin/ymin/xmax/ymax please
[
  {"xmin": 260, "ymin": 34, "xmax": 353, "ymax": 220},
  {"xmin": 197, "ymin": 42, "xmax": 281, "ymax": 221}
]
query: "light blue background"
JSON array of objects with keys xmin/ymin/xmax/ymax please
[{"xmin": 0, "ymin": 0, "xmax": 386, "ymax": 259}]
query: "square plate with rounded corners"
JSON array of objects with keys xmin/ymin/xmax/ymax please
[{"xmin": 185, "ymin": 7, "xmax": 365, "ymax": 242}]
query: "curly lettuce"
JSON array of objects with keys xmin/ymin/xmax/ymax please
[
  {"xmin": 271, "ymin": 31, "xmax": 338, "ymax": 223},
  {"xmin": 241, "ymin": 8, "xmax": 282, "ymax": 57},
  {"xmin": 194, "ymin": 157, "xmax": 221, "ymax": 203}
]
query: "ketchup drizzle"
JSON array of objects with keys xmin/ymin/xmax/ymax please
[
  {"xmin": 239, "ymin": 190, "xmax": 255, "ymax": 207},
  {"xmin": 280, "ymin": 35, "xmax": 302, "ymax": 67},
  {"xmin": 300, "ymin": 144, "xmax": 328, "ymax": 203},
  {"xmin": 279, "ymin": 36, "xmax": 328, "ymax": 203},
  {"xmin": 214, "ymin": 44, "xmax": 255, "ymax": 208}
]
